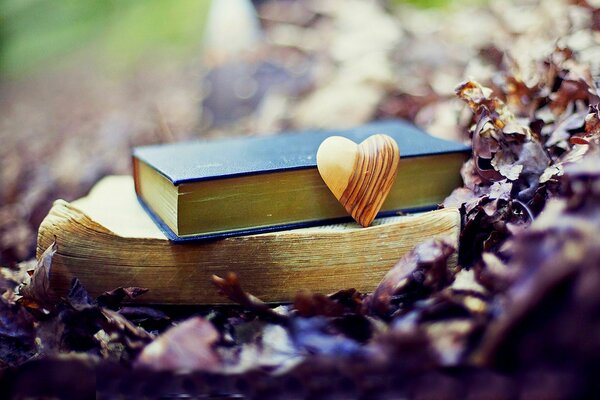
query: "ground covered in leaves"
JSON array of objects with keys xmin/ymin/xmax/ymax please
[{"xmin": 2, "ymin": 0, "xmax": 600, "ymax": 398}]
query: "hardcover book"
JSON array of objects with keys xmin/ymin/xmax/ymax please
[
  {"xmin": 37, "ymin": 176, "xmax": 460, "ymax": 304},
  {"xmin": 132, "ymin": 119, "xmax": 469, "ymax": 241}
]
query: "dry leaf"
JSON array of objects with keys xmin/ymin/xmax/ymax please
[{"xmin": 136, "ymin": 317, "xmax": 221, "ymax": 372}]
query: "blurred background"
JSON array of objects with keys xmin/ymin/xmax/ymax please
[{"xmin": 0, "ymin": 0, "xmax": 576, "ymax": 264}]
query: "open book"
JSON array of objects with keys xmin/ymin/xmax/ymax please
[{"xmin": 37, "ymin": 176, "xmax": 460, "ymax": 304}]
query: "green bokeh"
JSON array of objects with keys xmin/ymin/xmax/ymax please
[
  {"xmin": 396, "ymin": 0, "xmax": 486, "ymax": 8},
  {"xmin": 398, "ymin": 0, "xmax": 453, "ymax": 7},
  {"xmin": 0, "ymin": 0, "xmax": 210, "ymax": 77}
]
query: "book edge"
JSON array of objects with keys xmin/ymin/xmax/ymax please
[{"xmin": 138, "ymin": 192, "xmax": 444, "ymax": 242}]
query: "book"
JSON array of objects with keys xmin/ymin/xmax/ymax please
[
  {"xmin": 37, "ymin": 176, "xmax": 460, "ymax": 304},
  {"xmin": 133, "ymin": 119, "xmax": 469, "ymax": 241}
]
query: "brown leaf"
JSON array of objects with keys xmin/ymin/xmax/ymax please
[
  {"xmin": 211, "ymin": 273, "xmax": 288, "ymax": 325},
  {"xmin": 569, "ymin": 104, "xmax": 600, "ymax": 147},
  {"xmin": 457, "ymin": 81, "xmax": 550, "ymax": 187},
  {"xmin": 136, "ymin": 316, "xmax": 221, "ymax": 372},
  {"xmin": 66, "ymin": 278, "xmax": 95, "ymax": 311},
  {"xmin": 364, "ymin": 239, "xmax": 456, "ymax": 318},
  {"xmin": 585, "ymin": 104, "xmax": 600, "ymax": 135},
  {"xmin": 100, "ymin": 308, "xmax": 154, "ymax": 352},
  {"xmin": 293, "ymin": 291, "xmax": 345, "ymax": 318},
  {"xmin": 101, "ymin": 308, "xmax": 153, "ymax": 340},
  {"xmin": 550, "ymin": 79, "xmax": 594, "ymax": 116},
  {"xmin": 476, "ymin": 154, "xmax": 600, "ymax": 367},
  {"xmin": 97, "ymin": 286, "xmax": 149, "ymax": 309},
  {"xmin": 570, "ymin": 137, "xmax": 590, "ymax": 145},
  {"xmin": 19, "ymin": 241, "xmax": 58, "ymax": 309}
]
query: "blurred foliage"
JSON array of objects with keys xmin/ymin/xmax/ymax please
[
  {"xmin": 399, "ymin": 0, "xmax": 451, "ymax": 7},
  {"xmin": 397, "ymin": 0, "xmax": 486, "ymax": 8},
  {"xmin": 0, "ymin": 0, "xmax": 210, "ymax": 77},
  {"xmin": 0, "ymin": 0, "xmax": 476, "ymax": 78}
]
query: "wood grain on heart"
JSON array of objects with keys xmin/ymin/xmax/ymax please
[{"xmin": 317, "ymin": 134, "xmax": 400, "ymax": 227}]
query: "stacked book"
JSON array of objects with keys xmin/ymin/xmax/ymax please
[{"xmin": 38, "ymin": 120, "xmax": 469, "ymax": 304}]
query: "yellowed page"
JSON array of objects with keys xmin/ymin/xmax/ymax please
[{"xmin": 72, "ymin": 176, "xmax": 166, "ymax": 239}]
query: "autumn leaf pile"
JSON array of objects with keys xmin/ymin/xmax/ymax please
[{"xmin": 2, "ymin": 0, "xmax": 600, "ymax": 398}]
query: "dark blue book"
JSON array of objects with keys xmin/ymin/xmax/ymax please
[{"xmin": 132, "ymin": 120, "xmax": 469, "ymax": 241}]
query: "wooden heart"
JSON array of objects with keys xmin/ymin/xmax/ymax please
[{"xmin": 317, "ymin": 134, "xmax": 400, "ymax": 227}]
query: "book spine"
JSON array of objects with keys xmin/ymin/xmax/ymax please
[{"xmin": 132, "ymin": 156, "xmax": 141, "ymax": 196}]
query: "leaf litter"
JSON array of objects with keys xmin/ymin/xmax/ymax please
[{"xmin": 2, "ymin": 0, "xmax": 600, "ymax": 397}]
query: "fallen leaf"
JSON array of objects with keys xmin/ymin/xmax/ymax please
[
  {"xmin": 67, "ymin": 278, "xmax": 95, "ymax": 311},
  {"xmin": 97, "ymin": 286, "xmax": 149, "ymax": 310},
  {"xmin": 19, "ymin": 241, "xmax": 58, "ymax": 309},
  {"xmin": 212, "ymin": 273, "xmax": 288, "ymax": 325},
  {"xmin": 293, "ymin": 291, "xmax": 345, "ymax": 318},
  {"xmin": 364, "ymin": 239, "xmax": 456, "ymax": 318},
  {"xmin": 136, "ymin": 317, "xmax": 221, "ymax": 372}
]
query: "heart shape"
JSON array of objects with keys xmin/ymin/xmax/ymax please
[{"xmin": 317, "ymin": 134, "xmax": 400, "ymax": 227}]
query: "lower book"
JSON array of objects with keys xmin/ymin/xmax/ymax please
[{"xmin": 37, "ymin": 176, "xmax": 460, "ymax": 304}]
